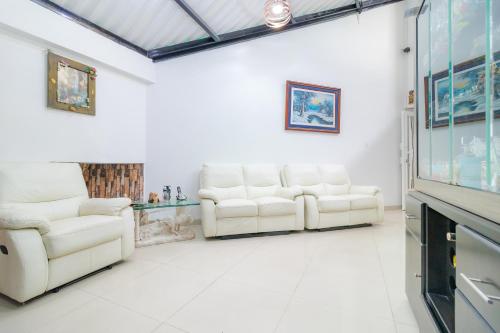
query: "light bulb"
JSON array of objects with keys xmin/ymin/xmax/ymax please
[
  {"xmin": 271, "ymin": 3, "xmax": 284, "ymax": 14},
  {"xmin": 264, "ymin": 0, "xmax": 291, "ymax": 29}
]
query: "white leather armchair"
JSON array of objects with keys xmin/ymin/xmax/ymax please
[
  {"xmin": 0, "ymin": 162, "xmax": 134, "ymax": 303},
  {"xmin": 283, "ymin": 164, "xmax": 384, "ymax": 229},
  {"xmin": 199, "ymin": 164, "xmax": 304, "ymax": 237}
]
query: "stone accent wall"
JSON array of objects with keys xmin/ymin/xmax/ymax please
[{"xmin": 80, "ymin": 163, "xmax": 144, "ymax": 202}]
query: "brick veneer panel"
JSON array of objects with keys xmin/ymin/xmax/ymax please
[{"xmin": 80, "ymin": 163, "xmax": 144, "ymax": 202}]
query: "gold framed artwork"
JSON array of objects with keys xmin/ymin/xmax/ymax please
[{"xmin": 47, "ymin": 52, "xmax": 96, "ymax": 115}]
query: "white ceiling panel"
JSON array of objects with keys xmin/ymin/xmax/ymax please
[
  {"xmin": 47, "ymin": 0, "xmax": 366, "ymax": 53},
  {"xmin": 291, "ymin": 0, "xmax": 356, "ymax": 16},
  {"xmin": 51, "ymin": 0, "xmax": 209, "ymax": 50},
  {"xmin": 185, "ymin": 0, "xmax": 265, "ymax": 35}
]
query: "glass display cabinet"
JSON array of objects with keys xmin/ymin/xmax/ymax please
[
  {"xmin": 416, "ymin": 0, "xmax": 500, "ymax": 194},
  {"xmin": 410, "ymin": 3, "xmax": 500, "ymax": 333}
]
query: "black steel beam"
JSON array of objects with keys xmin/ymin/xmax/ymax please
[
  {"xmin": 173, "ymin": 0, "xmax": 220, "ymax": 42},
  {"xmin": 355, "ymin": 0, "xmax": 363, "ymax": 14},
  {"xmin": 30, "ymin": 0, "xmax": 402, "ymax": 62},
  {"xmin": 150, "ymin": 0, "xmax": 403, "ymax": 62},
  {"xmin": 30, "ymin": 0, "xmax": 148, "ymax": 56}
]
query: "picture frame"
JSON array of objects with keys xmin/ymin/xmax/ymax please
[
  {"xmin": 285, "ymin": 80, "xmax": 341, "ymax": 133},
  {"xmin": 47, "ymin": 52, "xmax": 96, "ymax": 115},
  {"xmin": 424, "ymin": 52, "xmax": 500, "ymax": 128}
]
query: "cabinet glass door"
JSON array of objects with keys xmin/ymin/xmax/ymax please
[
  {"xmin": 417, "ymin": 0, "xmax": 431, "ymax": 179},
  {"xmin": 429, "ymin": 0, "xmax": 452, "ymax": 183},
  {"xmin": 452, "ymin": 0, "xmax": 487, "ymax": 190},
  {"xmin": 492, "ymin": 0, "xmax": 500, "ymax": 193},
  {"xmin": 416, "ymin": 0, "xmax": 499, "ymax": 194}
]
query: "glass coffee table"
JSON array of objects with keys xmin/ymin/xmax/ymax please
[{"xmin": 132, "ymin": 199, "xmax": 200, "ymax": 248}]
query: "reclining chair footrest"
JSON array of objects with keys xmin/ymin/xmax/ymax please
[
  {"xmin": 218, "ymin": 230, "xmax": 292, "ymax": 240},
  {"xmin": 315, "ymin": 223, "xmax": 372, "ymax": 232}
]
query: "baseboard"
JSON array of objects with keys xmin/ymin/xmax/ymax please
[{"xmin": 385, "ymin": 205, "xmax": 402, "ymax": 211}]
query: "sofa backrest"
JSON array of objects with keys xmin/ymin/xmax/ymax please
[
  {"xmin": 200, "ymin": 164, "xmax": 247, "ymax": 200},
  {"xmin": 0, "ymin": 162, "xmax": 89, "ymax": 221},
  {"xmin": 243, "ymin": 164, "xmax": 281, "ymax": 199},
  {"xmin": 318, "ymin": 164, "xmax": 351, "ymax": 194},
  {"xmin": 283, "ymin": 164, "xmax": 351, "ymax": 195}
]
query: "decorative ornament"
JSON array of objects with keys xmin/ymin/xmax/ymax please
[
  {"xmin": 176, "ymin": 186, "xmax": 187, "ymax": 201},
  {"xmin": 264, "ymin": 0, "xmax": 291, "ymax": 29},
  {"xmin": 84, "ymin": 66, "xmax": 98, "ymax": 80},
  {"xmin": 148, "ymin": 192, "xmax": 160, "ymax": 204},
  {"xmin": 408, "ymin": 90, "xmax": 415, "ymax": 106}
]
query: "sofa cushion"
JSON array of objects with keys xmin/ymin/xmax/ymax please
[
  {"xmin": 344, "ymin": 194, "xmax": 378, "ymax": 210},
  {"xmin": 243, "ymin": 164, "xmax": 281, "ymax": 187},
  {"xmin": 216, "ymin": 199, "xmax": 258, "ymax": 218},
  {"xmin": 246, "ymin": 185, "xmax": 279, "ymax": 199},
  {"xmin": 318, "ymin": 164, "xmax": 351, "ymax": 185},
  {"xmin": 254, "ymin": 197, "xmax": 296, "ymax": 216},
  {"xmin": 324, "ymin": 184, "xmax": 350, "ymax": 195},
  {"xmin": 207, "ymin": 186, "xmax": 247, "ymax": 201},
  {"xmin": 42, "ymin": 215, "xmax": 123, "ymax": 259},
  {"xmin": 283, "ymin": 164, "xmax": 320, "ymax": 186},
  {"xmin": 200, "ymin": 164, "xmax": 244, "ymax": 188},
  {"xmin": 317, "ymin": 196, "xmax": 350, "ymax": 212},
  {"xmin": 0, "ymin": 162, "xmax": 88, "ymax": 204}
]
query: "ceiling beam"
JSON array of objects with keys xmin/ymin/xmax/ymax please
[
  {"xmin": 172, "ymin": 0, "xmax": 220, "ymax": 42},
  {"xmin": 149, "ymin": 0, "xmax": 403, "ymax": 61},
  {"xmin": 30, "ymin": 0, "xmax": 148, "ymax": 56}
]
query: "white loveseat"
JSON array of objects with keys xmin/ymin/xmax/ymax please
[
  {"xmin": 282, "ymin": 164, "xmax": 384, "ymax": 229},
  {"xmin": 0, "ymin": 162, "xmax": 134, "ymax": 303},
  {"xmin": 199, "ymin": 164, "xmax": 304, "ymax": 237}
]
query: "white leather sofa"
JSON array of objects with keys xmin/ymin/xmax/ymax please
[
  {"xmin": 282, "ymin": 164, "xmax": 384, "ymax": 229},
  {"xmin": 0, "ymin": 162, "xmax": 134, "ymax": 303},
  {"xmin": 199, "ymin": 164, "xmax": 304, "ymax": 237}
]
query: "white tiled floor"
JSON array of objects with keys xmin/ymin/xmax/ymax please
[{"xmin": 0, "ymin": 210, "xmax": 419, "ymax": 333}]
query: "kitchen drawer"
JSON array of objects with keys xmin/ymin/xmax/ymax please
[
  {"xmin": 456, "ymin": 290, "xmax": 495, "ymax": 333},
  {"xmin": 406, "ymin": 194, "xmax": 425, "ymax": 242},
  {"xmin": 457, "ymin": 225, "xmax": 500, "ymax": 331}
]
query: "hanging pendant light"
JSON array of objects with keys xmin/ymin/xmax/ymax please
[{"xmin": 264, "ymin": 0, "xmax": 292, "ymax": 29}]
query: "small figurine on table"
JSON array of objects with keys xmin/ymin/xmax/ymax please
[
  {"xmin": 163, "ymin": 185, "xmax": 171, "ymax": 201},
  {"xmin": 148, "ymin": 192, "xmax": 160, "ymax": 204},
  {"xmin": 176, "ymin": 186, "xmax": 187, "ymax": 201}
]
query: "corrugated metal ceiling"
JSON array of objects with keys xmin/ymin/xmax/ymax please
[{"xmin": 49, "ymin": 0, "xmax": 357, "ymax": 50}]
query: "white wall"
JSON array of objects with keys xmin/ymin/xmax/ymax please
[
  {"xmin": 0, "ymin": 4, "xmax": 150, "ymax": 162},
  {"xmin": 0, "ymin": 0, "xmax": 154, "ymax": 83},
  {"xmin": 146, "ymin": 2, "xmax": 407, "ymax": 209}
]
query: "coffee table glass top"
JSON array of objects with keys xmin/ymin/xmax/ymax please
[{"xmin": 132, "ymin": 199, "xmax": 200, "ymax": 210}]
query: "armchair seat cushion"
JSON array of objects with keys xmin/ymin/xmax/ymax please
[
  {"xmin": 317, "ymin": 196, "xmax": 350, "ymax": 212},
  {"xmin": 42, "ymin": 215, "xmax": 123, "ymax": 259},
  {"xmin": 344, "ymin": 194, "xmax": 378, "ymax": 210},
  {"xmin": 216, "ymin": 199, "xmax": 258, "ymax": 218},
  {"xmin": 254, "ymin": 197, "xmax": 296, "ymax": 216}
]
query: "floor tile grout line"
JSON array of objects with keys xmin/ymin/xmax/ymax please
[
  {"xmin": 272, "ymin": 237, "xmax": 316, "ymax": 333},
  {"xmin": 371, "ymin": 222, "xmax": 400, "ymax": 331},
  {"xmin": 165, "ymin": 237, "xmax": 267, "ymax": 322},
  {"xmin": 32, "ymin": 294, "xmax": 99, "ymax": 331}
]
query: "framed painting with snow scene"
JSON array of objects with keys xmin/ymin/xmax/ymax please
[{"xmin": 285, "ymin": 81, "xmax": 341, "ymax": 133}]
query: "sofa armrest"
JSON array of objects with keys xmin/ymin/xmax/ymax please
[
  {"xmin": 350, "ymin": 185, "xmax": 381, "ymax": 196},
  {"xmin": 200, "ymin": 199, "xmax": 217, "ymax": 237},
  {"xmin": 276, "ymin": 186, "xmax": 303, "ymax": 200},
  {"xmin": 0, "ymin": 210, "xmax": 50, "ymax": 235},
  {"xmin": 301, "ymin": 187, "xmax": 324, "ymax": 198},
  {"xmin": 0, "ymin": 229, "xmax": 49, "ymax": 302},
  {"xmin": 79, "ymin": 198, "xmax": 132, "ymax": 217},
  {"xmin": 198, "ymin": 189, "xmax": 220, "ymax": 203}
]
